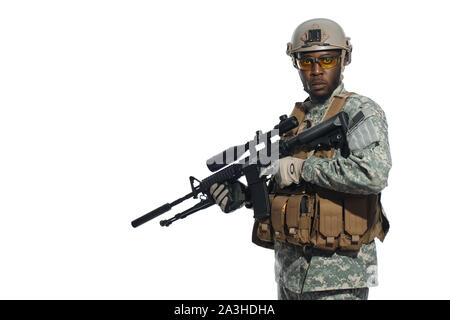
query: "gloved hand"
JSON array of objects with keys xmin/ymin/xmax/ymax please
[
  {"xmin": 209, "ymin": 181, "xmax": 247, "ymax": 213},
  {"xmin": 261, "ymin": 157, "xmax": 305, "ymax": 189}
]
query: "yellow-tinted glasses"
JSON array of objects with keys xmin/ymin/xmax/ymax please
[{"xmin": 293, "ymin": 53, "xmax": 341, "ymax": 71}]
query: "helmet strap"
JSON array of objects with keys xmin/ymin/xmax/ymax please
[{"xmin": 339, "ymin": 49, "xmax": 346, "ymax": 83}]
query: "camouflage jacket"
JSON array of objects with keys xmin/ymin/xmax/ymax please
[{"xmin": 275, "ymin": 83, "xmax": 391, "ymax": 293}]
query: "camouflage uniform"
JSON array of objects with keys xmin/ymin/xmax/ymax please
[
  {"xmin": 275, "ymin": 83, "xmax": 391, "ymax": 299},
  {"xmin": 278, "ymin": 285, "xmax": 369, "ymax": 300}
]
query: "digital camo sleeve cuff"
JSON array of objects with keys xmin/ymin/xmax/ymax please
[{"xmin": 301, "ymin": 156, "xmax": 322, "ymax": 183}]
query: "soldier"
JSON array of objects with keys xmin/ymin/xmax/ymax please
[{"xmin": 210, "ymin": 18, "xmax": 391, "ymax": 300}]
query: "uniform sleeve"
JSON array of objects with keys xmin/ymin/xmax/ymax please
[{"xmin": 301, "ymin": 100, "xmax": 392, "ymax": 195}]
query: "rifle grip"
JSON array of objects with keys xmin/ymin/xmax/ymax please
[{"xmin": 242, "ymin": 164, "xmax": 270, "ymax": 220}]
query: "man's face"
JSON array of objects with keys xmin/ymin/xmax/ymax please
[{"xmin": 297, "ymin": 50, "xmax": 342, "ymax": 102}]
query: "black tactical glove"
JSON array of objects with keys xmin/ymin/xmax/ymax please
[{"xmin": 209, "ymin": 181, "xmax": 247, "ymax": 213}]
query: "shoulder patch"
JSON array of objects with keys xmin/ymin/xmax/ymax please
[{"xmin": 347, "ymin": 111, "xmax": 380, "ymax": 151}]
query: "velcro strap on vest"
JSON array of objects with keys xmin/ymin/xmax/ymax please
[
  {"xmin": 285, "ymin": 195, "xmax": 303, "ymax": 235},
  {"xmin": 299, "ymin": 215, "xmax": 309, "ymax": 229},
  {"xmin": 327, "ymin": 237, "xmax": 335, "ymax": 245}
]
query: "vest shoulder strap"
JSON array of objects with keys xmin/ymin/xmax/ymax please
[
  {"xmin": 291, "ymin": 102, "xmax": 306, "ymax": 122},
  {"xmin": 283, "ymin": 102, "xmax": 306, "ymax": 138},
  {"xmin": 321, "ymin": 92, "xmax": 354, "ymax": 121}
]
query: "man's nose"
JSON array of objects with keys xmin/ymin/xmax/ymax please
[{"xmin": 311, "ymin": 62, "xmax": 323, "ymax": 75}]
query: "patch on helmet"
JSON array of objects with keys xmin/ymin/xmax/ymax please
[
  {"xmin": 307, "ymin": 29, "xmax": 321, "ymax": 43},
  {"xmin": 302, "ymin": 24, "xmax": 329, "ymax": 44}
]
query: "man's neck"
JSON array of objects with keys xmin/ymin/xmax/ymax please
[
  {"xmin": 308, "ymin": 82, "xmax": 344, "ymax": 105},
  {"xmin": 309, "ymin": 94, "xmax": 330, "ymax": 104}
]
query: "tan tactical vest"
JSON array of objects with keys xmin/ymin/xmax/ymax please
[{"xmin": 252, "ymin": 93, "xmax": 390, "ymax": 251}]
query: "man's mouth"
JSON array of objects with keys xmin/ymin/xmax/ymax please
[{"xmin": 310, "ymin": 81, "xmax": 327, "ymax": 89}]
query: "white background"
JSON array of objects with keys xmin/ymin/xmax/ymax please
[{"xmin": 0, "ymin": 0, "xmax": 449, "ymax": 300}]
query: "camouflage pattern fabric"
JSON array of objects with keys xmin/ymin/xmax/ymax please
[
  {"xmin": 275, "ymin": 241, "xmax": 378, "ymax": 293},
  {"xmin": 274, "ymin": 83, "xmax": 391, "ymax": 295},
  {"xmin": 278, "ymin": 285, "xmax": 369, "ymax": 300}
]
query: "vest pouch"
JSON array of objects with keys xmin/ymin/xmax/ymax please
[
  {"xmin": 255, "ymin": 195, "xmax": 275, "ymax": 243},
  {"xmin": 314, "ymin": 196, "xmax": 343, "ymax": 251},
  {"xmin": 285, "ymin": 194, "xmax": 314, "ymax": 245},
  {"xmin": 256, "ymin": 217, "xmax": 273, "ymax": 242},
  {"xmin": 339, "ymin": 196, "xmax": 369, "ymax": 251},
  {"xmin": 285, "ymin": 195, "xmax": 302, "ymax": 244},
  {"xmin": 271, "ymin": 195, "xmax": 289, "ymax": 242}
]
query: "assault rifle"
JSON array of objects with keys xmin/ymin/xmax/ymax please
[{"xmin": 131, "ymin": 112, "xmax": 350, "ymax": 228}]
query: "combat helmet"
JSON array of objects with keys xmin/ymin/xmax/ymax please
[{"xmin": 287, "ymin": 18, "xmax": 352, "ymax": 66}]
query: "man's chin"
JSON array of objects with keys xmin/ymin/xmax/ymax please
[{"xmin": 309, "ymin": 89, "xmax": 331, "ymax": 102}]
